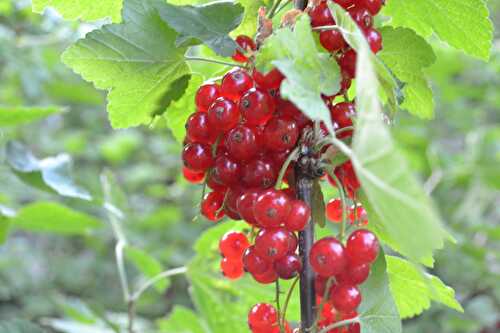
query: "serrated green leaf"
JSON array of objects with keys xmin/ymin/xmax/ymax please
[
  {"xmin": 256, "ymin": 15, "xmax": 340, "ymax": 132},
  {"xmin": 379, "ymin": 27, "xmax": 436, "ymax": 118},
  {"xmin": 384, "ymin": 0, "xmax": 493, "ymax": 60},
  {"xmin": 0, "ymin": 319, "xmax": 46, "ymax": 333},
  {"xmin": 32, "ymin": 0, "xmax": 122, "ymax": 23},
  {"xmin": 358, "ymin": 252, "xmax": 401, "ymax": 333},
  {"xmin": 62, "ymin": 0, "xmax": 190, "ymax": 129},
  {"xmin": 10, "ymin": 201, "xmax": 101, "ymax": 235},
  {"xmin": 5, "ymin": 141, "xmax": 92, "ymax": 200},
  {"xmin": 125, "ymin": 246, "xmax": 169, "ymax": 292},
  {"xmin": 386, "ymin": 256, "xmax": 463, "ymax": 319},
  {"xmin": 165, "ymin": 75, "xmax": 204, "ymax": 143},
  {"xmin": 158, "ymin": 2, "xmax": 244, "ymax": 57},
  {"xmin": 0, "ymin": 106, "xmax": 62, "ymax": 127},
  {"xmin": 330, "ymin": 4, "xmax": 451, "ymax": 265},
  {"xmin": 312, "ymin": 180, "xmax": 326, "ymax": 228},
  {"xmin": 159, "ymin": 306, "xmax": 207, "ymax": 333}
]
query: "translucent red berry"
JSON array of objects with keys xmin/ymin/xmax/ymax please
[
  {"xmin": 309, "ymin": 1, "xmax": 335, "ymax": 27},
  {"xmin": 330, "ymin": 284, "xmax": 362, "ymax": 313},
  {"xmin": 232, "ymin": 35, "xmax": 256, "ymax": 63},
  {"xmin": 201, "ymin": 191, "xmax": 225, "ymax": 221},
  {"xmin": 253, "ymin": 68, "xmax": 284, "ymax": 91},
  {"xmin": 207, "ymin": 97, "xmax": 240, "ymax": 132},
  {"xmin": 338, "ymin": 49, "xmax": 357, "ymax": 79},
  {"xmin": 365, "ymin": 28, "xmax": 383, "ymax": 53},
  {"xmin": 224, "ymin": 187, "xmax": 242, "ymax": 220},
  {"xmin": 243, "ymin": 245, "xmax": 270, "ymax": 275},
  {"xmin": 221, "ymin": 68, "xmax": 254, "ymax": 101},
  {"xmin": 206, "ymin": 169, "xmax": 227, "ymax": 192},
  {"xmin": 186, "ymin": 112, "xmax": 217, "ymax": 144},
  {"xmin": 310, "ymin": 237, "xmax": 347, "ymax": 276},
  {"xmin": 349, "ymin": 6, "xmax": 373, "ymax": 30},
  {"xmin": 182, "ymin": 166, "xmax": 205, "ymax": 184},
  {"xmin": 240, "ymin": 88, "xmax": 275, "ymax": 126},
  {"xmin": 237, "ymin": 189, "xmax": 261, "ymax": 226},
  {"xmin": 319, "ymin": 29, "xmax": 346, "ymax": 52},
  {"xmin": 253, "ymin": 189, "xmax": 292, "ymax": 227},
  {"xmin": 330, "ymin": 101, "xmax": 355, "ymax": 138},
  {"xmin": 362, "ymin": 0, "xmax": 383, "ymax": 15},
  {"xmin": 214, "ymin": 155, "xmax": 241, "ymax": 186},
  {"xmin": 251, "ymin": 265, "xmax": 279, "ymax": 284},
  {"xmin": 195, "ymin": 83, "xmax": 220, "ymax": 112},
  {"xmin": 346, "ymin": 229, "xmax": 379, "ymax": 265},
  {"xmin": 326, "ymin": 198, "xmax": 343, "ymax": 223},
  {"xmin": 225, "ymin": 124, "xmax": 259, "ymax": 162},
  {"xmin": 349, "ymin": 204, "xmax": 368, "ymax": 226},
  {"xmin": 220, "ymin": 257, "xmax": 244, "ymax": 280},
  {"xmin": 285, "ymin": 200, "xmax": 311, "ymax": 231},
  {"xmin": 219, "ymin": 231, "xmax": 250, "ymax": 260},
  {"xmin": 254, "ymin": 227, "xmax": 294, "ymax": 262},
  {"xmin": 336, "ymin": 263, "xmax": 371, "ymax": 285},
  {"xmin": 242, "ymin": 157, "xmax": 277, "ymax": 189},
  {"xmin": 248, "ymin": 303, "xmax": 278, "ymax": 331},
  {"xmin": 274, "ymin": 254, "xmax": 302, "ymax": 279},
  {"xmin": 182, "ymin": 143, "xmax": 214, "ymax": 172},
  {"xmin": 263, "ymin": 116, "xmax": 299, "ymax": 152}
]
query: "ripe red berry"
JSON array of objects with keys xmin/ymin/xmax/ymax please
[
  {"xmin": 365, "ymin": 28, "xmax": 383, "ymax": 53},
  {"xmin": 219, "ymin": 231, "xmax": 250, "ymax": 260},
  {"xmin": 315, "ymin": 275, "xmax": 334, "ymax": 297},
  {"xmin": 182, "ymin": 166, "xmax": 205, "ymax": 184},
  {"xmin": 335, "ymin": 0, "xmax": 356, "ymax": 9},
  {"xmin": 326, "ymin": 198, "xmax": 343, "ymax": 223},
  {"xmin": 221, "ymin": 68, "xmax": 254, "ymax": 101},
  {"xmin": 225, "ymin": 125, "xmax": 259, "ymax": 162},
  {"xmin": 362, "ymin": 0, "xmax": 383, "ymax": 15},
  {"xmin": 253, "ymin": 68, "xmax": 284, "ymax": 91},
  {"xmin": 319, "ymin": 29, "xmax": 346, "ymax": 52},
  {"xmin": 276, "ymin": 99, "xmax": 311, "ymax": 130},
  {"xmin": 346, "ymin": 229, "xmax": 379, "ymax": 265},
  {"xmin": 201, "ymin": 191, "xmax": 225, "ymax": 222},
  {"xmin": 195, "ymin": 83, "xmax": 220, "ymax": 112},
  {"xmin": 310, "ymin": 237, "xmax": 347, "ymax": 276},
  {"xmin": 242, "ymin": 157, "xmax": 277, "ymax": 189},
  {"xmin": 254, "ymin": 227, "xmax": 293, "ymax": 262},
  {"xmin": 237, "ymin": 190, "xmax": 261, "ymax": 226},
  {"xmin": 285, "ymin": 200, "xmax": 311, "ymax": 231},
  {"xmin": 349, "ymin": 6, "xmax": 373, "ymax": 30},
  {"xmin": 253, "ymin": 189, "xmax": 292, "ymax": 227},
  {"xmin": 309, "ymin": 1, "xmax": 335, "ymax": 27},
  {"xmin": 186, "ymin": 112, "xmax": 217, "ymax": 144},
  {"xmin": 232, "ymin": 35, "xmax": 256, "ymax": 63},
  {"xmin": 338, "ymin": 49, "xmax": 357, "ymax": 79},
  {"xmin": 330, "ymin": 284, "xmax": 362, "ymax": 313},
  {"xmin": 182, "ymin": 143, "xmax": 214, "ymax": 172},
  {"xmin": 243, "ymin": 245, "xmax": 270, "ymax": 275},
  {"xmin": 206, "ymin": 169, "xmax": 227, "ymax": 192},
  {"xmin": 263, "ymin": 116, "xmax": 299, "ymax": 152},
  {"xmin": 287, "ymin": 231, "xmax": 298, "ymax": 254},
  {"xmin": 330, "ymin": 101, "xmax": 355, "ymax": 138},
  {"xmin": 207, "ymin": 97, "xmax": 240, "ymax": 132},
  {"xmin": 214, "ymin": 155, "xmax": 241, "ymax": 186},
  {"xmin": 220, "ymin": 257, "xmax": 244, "ymax": 280},
  {"xmin": 251, "ymin": 265, "xmax": 279, "ymax": 284},
  {"xmin": 336, "ymin": 263, "xmax": 371, "ymax": 285},
  {"xmin": 248, "ymin": 303, "xmax": 278, "ymax": 331},
  {"xmin": 240, "ymin": 88, "xmax": 275, "ymax": 126},
  {"xmin": 274, "ymin": 254, "xmax": 302, "ymax": 279},
  {"xmin": 224, "ymin": 187, "xmax": 242, "ymax": 220},
  {"xmin": 349, "ymin": 204, "xmax": 368, "ymax": 226}
]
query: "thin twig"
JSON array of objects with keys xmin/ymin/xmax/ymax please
[
  {"xmin": 268, "ymin": 0, "xmax": 284, "ymax": 18},
  {"xmin": 275, "ymin": 147, "xmax": 300, "ymax": 190},
  {"xmin": 280, "ymin": 276, "xmax": 300, "ymax": 328},
  {"xmin": 275, "ymin": 280, "xmax": 285, "ymax": 332},
  {"xmin": 185, "ymin": 56, "xmax": 243, "ymax": 68},
  {"xmin": 317, "ymin": 317, "xmax": 359, "ymax": 333},
  {"xmin": 130, "ymin": 267, "xmax": 188, "ymax": 301},
  {"xmin": 325, "ymin": 170, "xmax": 348, "ymax": 241}
]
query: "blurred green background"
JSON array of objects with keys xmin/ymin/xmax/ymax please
[{"xmin": 0, "ymin": 1, "xmax": 499, "ymax": 332}]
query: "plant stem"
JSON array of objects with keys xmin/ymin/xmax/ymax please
[
  {"xmin": 131, "ymin": 266, "xmax": 187, "ymax": 301},
  {"xmin": 317, "ymin": 317, "xmax": 360, "ymax": 333},
  {"xmin": 275, "ymin": 280, "xmax": 285, "ymax": 332},
  {"xmin": 295, "ymin": 0, "xmax": 308, "ymax": 10},
  {"xmin": 275, "ymin": 147, "xmax": 300, "ymax": 190},
  {"xmin": 268, "ymin": 0, "xmax": 284, "ymax": 18},
  {"xmin": 185, "ymin": 56, "xmax": 242, "ymax": 68},
  {"xmin": 311, "ymin": 25, "xmax": 340, "ymax": 32},
  {"xmin": 326, "ymin": 170, "xmax": 348, "ymax": 241},
  {"xmin": 280, "ymin": 276, "xmax": 300, "ymax": 328}
]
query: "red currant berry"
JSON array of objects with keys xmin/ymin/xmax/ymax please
[
  {"xmin": 225, "ymin": 124, "xmax": 259, "ymax": 162},
  {"xmin": 240, "ymin": 88, "xmax": 275, "ymax": 126},
  {"xmin": 349, "ymin": 6, "xmax": 373, "ymax": 30},
  {"xmin": 220, "ymin": 257, "xmax": 244, "ymax": 280},
  {"xmin": 254, "ymin": 189, "xmax": 292, "ymax": 227},
  {"xmin": 206, "ymin": 169, "xmax": 227, "ymax": 192},
  {"xmin": 182, "ymin": 166, "xmax": 205, "ymax": 184},
  {"xmin": 335, "ymin": 0, "xmax": 356, "ymax": 9},
  {"xmin": 207, "ymin": 97, "xmax": 240, "ymax": 132},
  {"xmin": 330, "ymin": 101, "xmax": 355, "ymax": 138},
  {"xmin": 237, "ymin": 189, "xmax": 261, "ymax": 226},
  {"xmin": 336, "ymin": 263, "xmax": 371, "ymax": 285},
  {"xmin": 287, "ymin": 231, "xmax": 298, "ymax": 254},
  {"xmin": 242, "ymin": 157, "xmax": 277, "ymax": 189},
  {"xmin": 326, "ymin": 198, "xmax": 343, "ymax": 223},
  {"xmin": 214, "ymin": 155, "xmax": 241, "ymax": 186},
  {"xmin": 219, "ymin": 231, "xmax": 250, "ymax": 260},
  {"xmin": 224, "ymin": 187, "xmax": 242, "ymax": 220},
  {"xmin": 251, "ymin": 265, "xmax": 279, "ymax": 284},
  {"xmin": 248, "ymin": 303, "xmax": 278, "ymax": 331},
  {"xmin": 346, "ymin": 229, "xmax": 379, "ymax": 265},
  {"xmin": 263, "ymin": 116, "xmax": 299, "ymax": 152},
  {"xmin": 201, "ymin": 191, "xmax": 225, "ymax": 221},
  {"xmin": 362, "ymin": 0, "xmax": 383, "ymax": 15},
  {"xmin": 365, "ymin": 28, "xmax": 383, "ymax": 53},
  {"xmin": 182, "ymin": 143, "xmax": 214, "ymax": 172},
  {"xmin": 349, "ymin": 204, "xmax": 368, "ymax": 226},
  {"xmin": 310, "ymin": 237, "xmax": 347, "ymax": 276},
  {"xmin": 232, "ymin": 35, "xmax": 256, "ymax": 63},
  {"xmin": 276, "ymin": 99, "xmax": 311, "ymax": 130},
  {"xmin": 338, "ymin": 49, "xmax": 357, "ymax": 79},
  {"xmin": 319, "ymin": 29, "xmax": 347, "ymax": 52},
  {"xmin": 274, "ymin": 254, "xmax": 302, "ymax": 279},
  {"xmin": 221, "ymin": 68, "xmax": 254, "ymax": 101},
  {"xmin": 315, "ymin": 275, "xmax": 334, "ymax": 297},
  {"xmin": 254, "ymin": 227, "xmax": 293, "ymax": 262},
  {"xmin": 253, "ymin": 68, "xmax": 284, "ymax": 91},
  {"xmin": 195, "ymin": 83, "xmax": 220, "ymax": 112},
  {"xmin": 309, "ymin": 1, "xmax": 335, "ymax": 27},
  {"xmin": 243, "ymin": 245, "xmax": 270, "ymax": 275},
  {"xmin": 186, "ymin": 112, "xmax": 217, "ymax": 144},
  {"xmin": 285, "ymin": 200, "xmax": 311, "ymax": 231},
  {"xmin": 330, "ymin": 284, "xmax": 362, "ymax": 313}
]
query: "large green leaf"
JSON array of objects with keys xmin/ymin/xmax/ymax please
[
  {"xmin": 386, "ymin": 256, "xmax": 463, "ymax": 319},
  {"xmin": 125, "ymin": 246, "xmax": 169, "ymax": 292},
  {"xmin": 255, "ymin": 15, "xmax": 340, "ymax": 133},
  {"xmin": 0, "ymin": 205, "xmax": 14, "ymax": 244},
  {"xmin": 379, "ymin": 27, "xmax": 436, "ymax": 119},
  {"xmin": 158, "ymin": 1, "xmax": 244, "ymax": 57},
  {"xmin": 10, "ymin": 201, "xmax": 102, "ymax": 235},
  {"xmin": 62, "ymin": 0, "xmax": 190, "ymax": 129},
  {"xmin": 0, "ymin": 106, "xmax": 61, "ymax": 127},
  {"xmin": 0, "ymin": 320, "xmax": 46, "ymax": 333},
  {"xmin": 5, "ymin": 141, "xmax": 92, "ymax": 200},
  {"xmin": 384, "ymin": 0, "xmax": 493, "ymax": 60},
  {"xmin": 330, "ymin": 4, "xmax": 451, "ymax": 265},
  {"xmin": 32, "ymin": 0, "xmax": 122, "ymax": 23},
  {"xmin": 233, "ymin": 0, "xmax": 266, "ymax": 36},
  {"xmin": 158, "ymin": 306, "xmax": 207, "ymax": 333}
]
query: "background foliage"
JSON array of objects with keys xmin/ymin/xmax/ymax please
[{"xmin": 0, "ymin": 0, "xmax": 499, "ymax": 332}]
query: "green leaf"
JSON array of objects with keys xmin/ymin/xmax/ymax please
[
  {"xmin": 384, "ymin": 0, "xmax": 493, "ymax": 60},
  {"xmin": 32, "ymin": 0, "xmax": 122, "ymax": 23},
  {"xmin": 159, "ymin": 306, "xmax": 207, "ymax": 333},
  {"xmin": 0, "ymin": 320, "xmax": 46, "ymax": 333},
  {"xmin": 0, "ymin": 205, "xmax": 14, "ymax": 244},
  {"xmin": 125, "ymin": 246, "xmax": 169, "ymax": 292},
  {"xmin": 358, "ymin": 253, "xmax": 402, "ymax": 333},
  {"xmin": 256, "ymin": 15, "xmax": 340, "ymax": 132},
  {"xmin": 330, "ymin": 4, "xmax": 451, "ymax": 265},
  {"xmin": 10, "ymin": 201, "xmax": 102, "ymax": 235},
  {"xmin": 0, "ymin": 106, "xmax": 62, "ymax": 127},
  {"xmin": 378, "ymin": 27, "xmax": 436, "ymax": 119},
  {"xmin": 158, "ymin": 1, "xmax": 244, "ymax": 57},
  {"xmin": 386, "ymin": 256, "xmax": 463, "ymax": 319},
  {"xmin": 5, "ymin": 141, "xmax": 92, "ymax": 200},
  {"xmin": 165, "ymin": 75, "xmax": 204, "ymax": 143},
  {"xmin": 233, "ymin": 0, "xmax": 266, "ymax": 36},
  {"xmin": 312, "ymin": 180, "xmax": 326, "ymax": 228},
  {"xmin": 474, "ymin": 127, "xmax": 500, "ymax": 189},
  {"xmin": 62, "ymin": 0, "xmax": 190, "ymax": 129}
]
